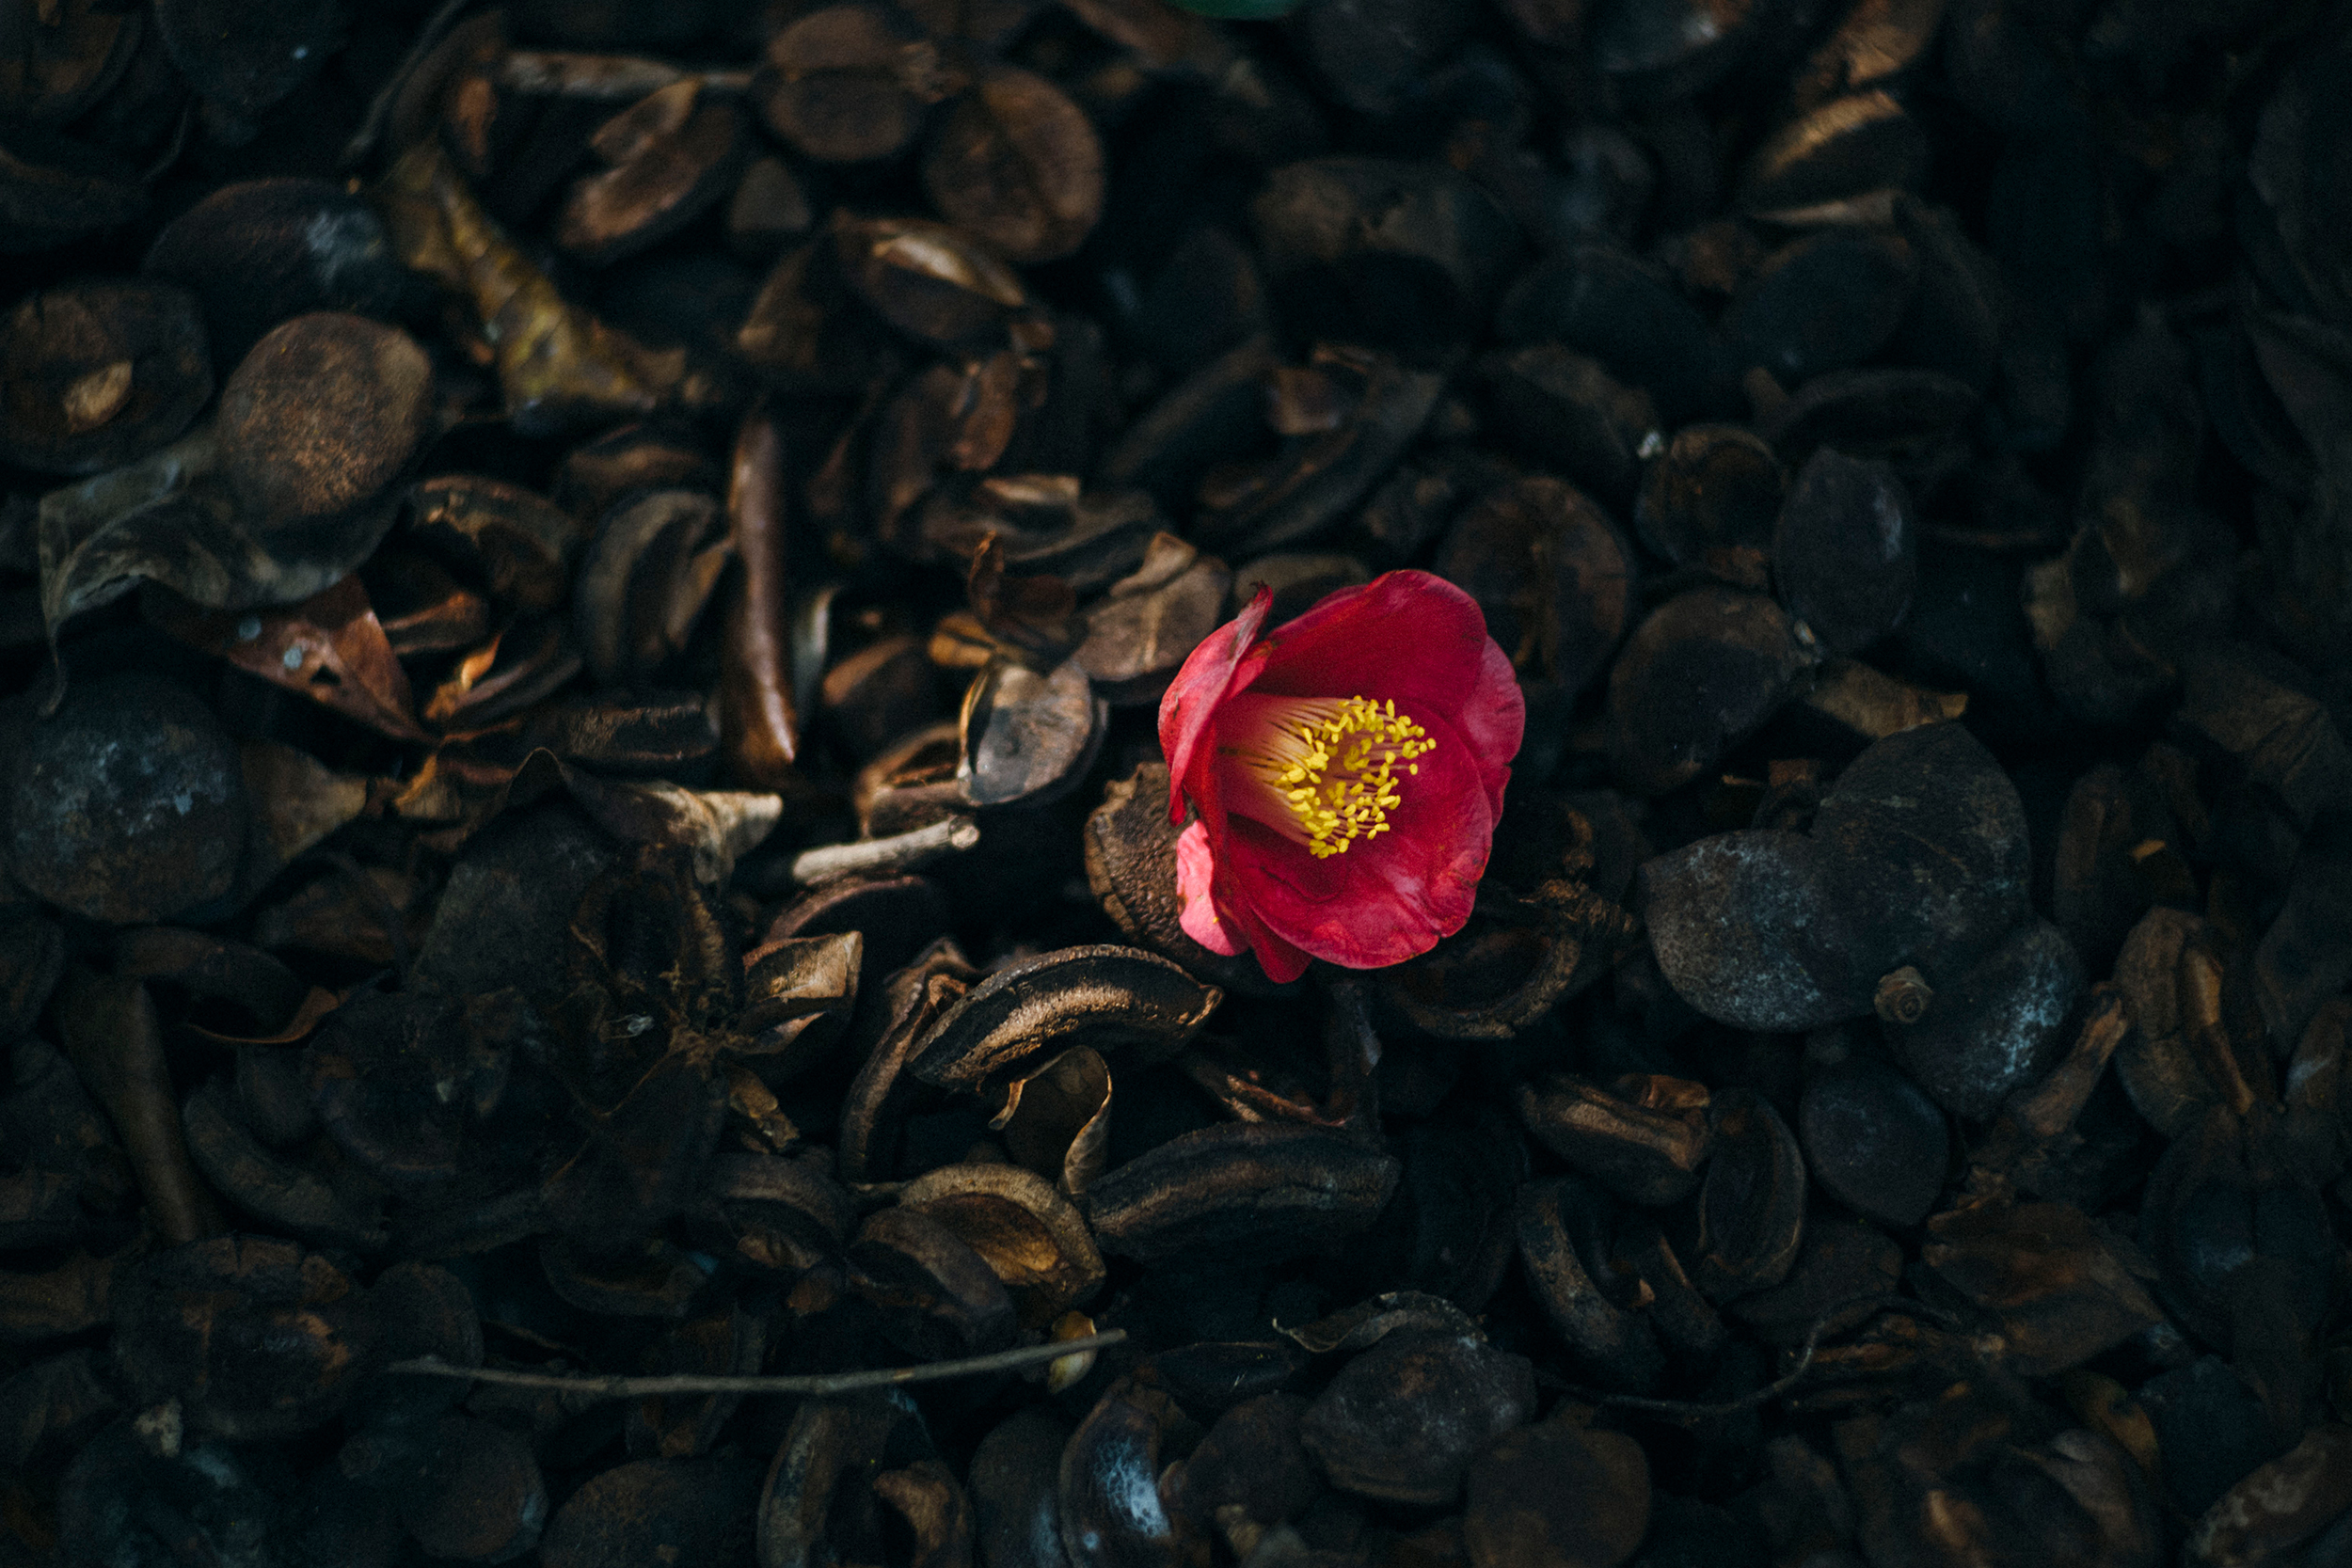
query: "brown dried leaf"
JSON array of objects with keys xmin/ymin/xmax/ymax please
[{"xmin": 148, "ymin": 576, "xmax": 430, "ymax": 742}]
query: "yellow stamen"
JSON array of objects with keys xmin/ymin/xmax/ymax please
[{"xmin": 1218, "ymin": 692, "xmax": 1437, "ymax": 860}]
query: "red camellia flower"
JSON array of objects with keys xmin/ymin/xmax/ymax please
[{"xmin": 1158, "ymin": 569, "xmax": 1525, "ymax": 983}]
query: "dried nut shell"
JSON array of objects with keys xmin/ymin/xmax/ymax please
[
  {"xmin": 909, "ymin": 944, "xmax": 1220, "ymax": 1096},
  {"xmin": 1085, "ymin": 1123, "xmax": 1399, "ymax": 1265}
]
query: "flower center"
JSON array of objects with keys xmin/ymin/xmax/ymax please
[{"xmin": 1218, "ymin": 692, "xmax": 1437, "ymax": 859}]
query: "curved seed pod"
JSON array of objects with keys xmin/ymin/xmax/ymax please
[
  {"xmin": 1633, "ymin": 423, "xmax": 1784, "ymax": 565},
  {"xmin": 1728, "ymin": 1216, "xmax": 1902, "ymax": 1349},
  {"xmin": 557, "ymin": 81, "xmax": 748, "ymax": 267},
  {"xmin": 873, "ymin": 1459, "xmax": 976, "ymax": 1568},
  {"xmin": 850, "ymin": 1206, "xmax": 1019, "ymax": 1359},
  {"xmin": 899, "ymin": 1163, "xmax": 1104, "ymax": 1327},
  {"xmin": 1477, "ymin": 345, "xmax": 1660, "ymax": 505},
  {"xmin": 1606, "ymin": 587, "xmax": 1808, "ymax": 796},
  {"xmin": 960, "ymin": 654, "xmax": 1106, "ymax": 808},
  {"xmin": 111, "ymin": 1235, "xmax": 378, "ymax": 1440},
  {"xmin": 972, "ymin": 1409, "xmax": 1074, "ymax": 1568},
  {"xmin": 707, "ymin": 1150, "xmax": 855, "ymax": 1275},
  {"xmin": 181, "ymin": 1077, "xmax": 387, "ymax": 1250},
  {"xmin": 0, "ymin": 0, "xmax": 140, "ymax": 129},
  {"xmin": 756, "ymin": 1395, "xmax": 935, "ymax": 1568},
  {"xmin": 722, "ymin": 410, "xmax": 799, "ymax": 787},
  {"xmin": 1757, "ymin": 367, "xmax": 1977, "ymax": 473},
  {"xmin": 1250, "ymin": 157, "xmax": 1524, "ymax": 355},
  {"xmin": 1464, "ymin": 1419, "xmax": 1651, "ymax": 1568},
  {"xmin": 997, "ymin": 1049, "xmax": 1115, "ymax": 1196},
  {"xmin": 1739, "ymin": 91, "xmax": 1930, "ymax": 214},
  {"xmin": 2112, "ymin": 906, "xmax": 2219, "ymax": 1139},
  {"xmin": 1514, "ymin": 1072, "xmax": 1711, "ymax": 1209},
  {"xmin": 56, "ymin": 965, "xmax": 225, "ymax": 1244},
  {"xmin": 394, "ymin": 1415, "xmax": 548, "ymax": 1563},
  {"xmin": 574, "ymin": 488, "xmax": 727, "ymax": 685},
  {"xmin": 834, "ymin": 214, "xmax": 1026, "ymax": 345},
  {"xmin": 1073, "ymin": 534, "xmax": 1233, "ymax": 705},
  {"xmin": 1514, "ymin": 1177, "xmax": 1665, "ymax": 1393},
  {"xmin": 922, "ymin": 67, "xmax": 1105, "ymax": 265},
  {"xmin": 1433, "ymin": 473, "xmax": 1636, "ymax": 697},
  {"xmin": 1186, "ymin": 346, "xmax": 1447, "ymax": 558},
  {"xmin": 408, "ymin": 474, "xmax": 588, "ymax": 614},
  {"xmin": 1084, "ymin": 1123, "xmax": 1398, "ymax": 1265},
  {"xmin": 755, "ymin": 4, "xmax": 946, "ymax": 166},
  {"xmin": 1925, "ymin": 1199, "xmax": 2164, "ymax": 1377},
  {"xmin": 2186, "ymin": 1425, "xmax": 2352, "ymax": 1568},
  {"xmin": 542, "ymin": 1456, "xmax": 765, "ymax": 1568},
  {"xmin": 1495, "ymin": 245, "xmax": 1730, "ymax": 426},
  {"xmin": 1727, "ymin": 229, "xmax": 1918, "ymax": 387},
  {"xmin": 0, "ymin": 279, "xmax": 211, "ymax": 475},
  {"xmin": 538, "ymin": 1234, "xmax": 708, "ymax": 1319},
  {"xmin": 1297, "ymin": 1330, "xmax": 1534, "ymax": 1507},
  {"xmin": 841, "ymin": 942, "xmax": 980, "ymax": 1182},
  {"xmin": 1685, "ymin": 1089, "xmax": 1807, "ymax": 1302},
  {"xmin": 737, "ymin": 932, "xmax": 862, "ymax": 1077},
  {"xmin": 1615, "ymin": 1219, "xmax": 1727, "ymax": 1361},
  {"xmin": 1058, "ymin": 1376, "xmax": 1184, "ymax": 1568},
  {"xmin": 908, "ymin": 945, "xmax": 1220, "ymax": 1097}
]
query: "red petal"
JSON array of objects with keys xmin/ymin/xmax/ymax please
[
  {"xmin": 1157, "ymin": 585, "xmax": 1274, "ymax": 821},
  {"xmin": 1252, "ymin": 572, "xmax": 1524, "ymax": 800},
  {"xmin": 1187, "ymin": 747, "xmax": 1313, "ymax": 982},
  {"xmin": 1175, "ymin": 820, "xmax": 1244, "ymax": 957},
  {"xmin": 1215, "ymin": 707, "xmax": 1494, "ymax": 970}
]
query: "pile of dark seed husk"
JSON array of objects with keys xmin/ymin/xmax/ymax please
[{"xmin": 3, "ymin": 1, "xmax": 2351, "ymax": 1566}]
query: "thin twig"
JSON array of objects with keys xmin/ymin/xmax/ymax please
[
  {"xmin": 1581, "ymin": 1324, "xmax": 1827, "ymax": 1420},
  {"xmin": 1549, "ymin": 1294, "xmax": 1956, "ymax": 1419},
  {"xmin": 499, "ymin": 52, "xmax": 755, "ymax": 99},
  {"xmin": 386, "ymin": 1328, "xmax": 1124, "ymax": 1401},
  {"xmin": 791, "ymin": 816, "xmax": 980, "ymax": 887}
]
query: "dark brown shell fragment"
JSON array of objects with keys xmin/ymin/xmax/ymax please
[
  {"xmin": 1462, "ymin": 1418, "xmax": 1651, "ymax": 1568},
  {"xmin": 217, "ymin": 312, "xmax": 434, "ymax": 536},
  {"xmin": 1084, "ymin": 1123, "xmax": 1399, "ymax": 1265},
  {"xmin": 1684, "ymin": 1089, "xmax": 1806, "ymax": 1302},
  {"xmin": 0, "ymin": 279, "xmax": 211, "ymax": 475},
  {"xmin": 6, "ymin": 673, "xmax": 246, "ymax": 925},
  {"xmin": 909, "ymin": 944, "xmax": 1219, "ymax": 1096},
  {"xmin": 1296, "ymin": 1332, "xmax": 1535, "ymax": 1507},
  {"xmin": 111, "ymin": 1235, "xmax": 376, "ymax": 1440},
  {"xmin": 1798, "ymin": 1057, "xmax": 1947, "ymax": 1227}
]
